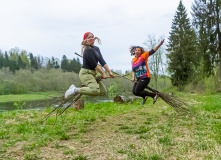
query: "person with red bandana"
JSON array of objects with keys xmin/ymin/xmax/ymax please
[
  {"xmin": 65, "ymin": 32, "xmax": 114, "ymax": 99},
  {"xmin": 130, "ymin": 39, "xmax": 165, "ymax": 105}
]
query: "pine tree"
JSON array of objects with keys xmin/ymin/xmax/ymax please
[
  {"xmin": 8, "ymin": 59, "xmax": 17, "ymax": 73},
  {"xmin": 54, "ymin": 61, "xmax": 60, "ymax": 69},
  {"xmin": 51, "ymin": 56, "xmax": 56, "ymax": 68},
  {"xmin": 29, "ymin": 53, "xmax": 35, "ymax": 68},
  {"xmin": 17, "ymin": 55, "xmax": 26, "ymax": 69},
  {"xmin": 46, "ymin": 59, "xmax": 53, "ymax": 69},
  {"xmin": 191, "ymin": 0, "xmax": 221, "ymax": 77},
  {"xmin": 33, "ymin": 57, "xmax": 38, "ymax": 69},
  {"xmin": 61, "ymin": 55, "xmax": 68, "ymax": 72},
  {"xmin": 76, "ymin": 57, "xmax": 82, "ymax": 73},
  {"xmin": 0, "ymin": 52, "xmax": 4, "ymax": 69},
  {"xmin": 167, "ymin": 0, "xmax": 198, "ymax": 91},
  {"xmin": 68, "ymin": 59, "xmax": 75, "ymax": 72},
  {"xmin": 29, "ymin": 53, "xmax": 38, "ymax": 69},
  {"xmin": 4, "ymin": 52, "xmax": 9, "ymax": 68}
]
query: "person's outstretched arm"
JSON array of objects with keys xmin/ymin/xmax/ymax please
[
  {"xmin": 153, "ymin": 39, "xmax": 165, "ymax": 52},
  {"xmin": 148, "ymin": 39, "xmax": 165, "ymax": 56}
]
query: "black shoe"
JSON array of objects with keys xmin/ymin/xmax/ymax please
[
  {"xmin": 142, "ymin": 96, "xmax": 148, "ymax": 105},
  {"xmin": 153, "ymin": 94, "xmax": 159, "ymax": 104}
]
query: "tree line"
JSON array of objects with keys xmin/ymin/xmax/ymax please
[{"xmin": 0, "ymin": 47, "xmax": 82, "ymax": 73}]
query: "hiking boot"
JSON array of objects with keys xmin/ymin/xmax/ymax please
[
  {"xmin": 65, "ymin": 84, "xmax": 77, "ymax": 99},
  {"xmin": 153, "ymin": 94, "xmax": 159, "ymax": 104},
  {"xmin": 142, "ymin": 96, "xmax": 148, "ymax": 105}
]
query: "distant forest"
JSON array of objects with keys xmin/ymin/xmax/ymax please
[{"xmin": 0, "ymin": 47, "xmax": 82, "ymax": 74}]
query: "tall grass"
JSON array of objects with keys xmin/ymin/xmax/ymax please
[{"xmin": 0, "ymin": 93, "xmax": 220, "ymax": 159}]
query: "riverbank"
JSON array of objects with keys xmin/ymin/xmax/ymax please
[
  {"xmin": 0, "ymin": 93, "xmax": 221, "ymax": 159},
  {"xmin": 0, "ymin": 91, "xmax": 61, "ymax": 103}
]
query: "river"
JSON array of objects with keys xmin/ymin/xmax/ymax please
[{"xmin": 0, "ymin": 99, "xmax": 113, "ymax": 112}]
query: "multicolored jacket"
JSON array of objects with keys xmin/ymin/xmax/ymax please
[{"xmin": 132, "ymin": 49, "xmax": 155, "ymax": 79}]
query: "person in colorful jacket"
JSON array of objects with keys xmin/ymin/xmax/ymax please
[
  {"xmin": 65, "ymin": 32, "xmax": 114, "ymax": 99},
  {"xmin": 130, "ymin": 39, "xmax": 164, "ymax": 105}
]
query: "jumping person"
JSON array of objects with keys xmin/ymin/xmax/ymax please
[
  {"xmin": 131, "ymin": 39, "xmax": 164, "ymax": 105},
  {"xmin": 65, "ymin": 32, "xmax": 114, "ymax": 99}
]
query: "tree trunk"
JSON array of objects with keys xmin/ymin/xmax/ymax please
[
  {"xmin": 114, "ymin": 96, "xmax": 141, "ymax": 103},
  {"xmin": 220, "ymin": 52, "xmax": 221, "ymax": 79},
  {"xmin": 216, "ymin": 0, "xmax": 221, "ymax": 79},
  {"xmin": 73, "ymin": 99, "xmax": 84, "ymax": 110}
]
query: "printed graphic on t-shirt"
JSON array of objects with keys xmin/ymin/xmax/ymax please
[{"xmin": 132, "ymin": 56, "xmax": 148, "ymax": 78}]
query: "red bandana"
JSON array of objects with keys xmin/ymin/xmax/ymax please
[{"xmin": 83, "ymin": 32, "xmax": 91, "ymax": 40}]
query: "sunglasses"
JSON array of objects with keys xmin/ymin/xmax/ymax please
[{"xmin": 136, "ymin": 46, "xmax": 142, "ymax": 48}]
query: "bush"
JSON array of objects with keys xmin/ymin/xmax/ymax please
[{"xmin": 0, "ymin": 68, "xmax": 81, "ymax": 94}]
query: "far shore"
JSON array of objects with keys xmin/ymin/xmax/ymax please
[{"xmin": 0, "ymin": 91, "xmax": 61, "ymax": 103}]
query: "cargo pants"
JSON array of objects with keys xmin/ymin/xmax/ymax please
[{"xmin": 79, "ymin": 68, "xmax": 107, "ymax": 96}]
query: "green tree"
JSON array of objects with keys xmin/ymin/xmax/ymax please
[
  {"xmin": 54, "ymin": 61, "xmax": 60, "ymax": 69},
  {"xmin": 29, "ymin": 53, "xmax": 35, "ymax": 68},
  {"xmin": 8, "ymin": 59, "xmax": 18, "ymax": 73},
  {"xmin": 75, "ymin": 57, "xmax": 82, "ymax": 73},
  {"xmin": 46, "ymin": 59, "xmax": 53, "ymax": 69},
  {"xmin": 51, "ymin": 56, "xmax": 56, "ymax": 68},
  {"xmin": 4, "ymin": 52, "xmax": 9, "ymax": 68},
  {"xmin": 61, "ymin": 55, "xmax": 68, "ymax": 72},
  {"xmin": 29, "ymin": 53, "xmax": 38, "ymax": 69},
  {"xmin": 17, "ymin": 55, "xmax": 26, "ymax": 69},
  {"xmin": 20, "ymin": 50, "xmax": 30, "ymax": 67},
  {"xmin": 167, "ymin": 0, "xmax": 198, "ymax": 91},
  {"xmin": 191, "ymin": 0, "xmax": 221, "ymax": 77},
  {"xmin": 0, "ymin": 51, "xmax": 4, "ymax": 69},
  {"xmin": 37, "ymin": 56, "xmax": 43, "ymax": 69},
  {"xmin": 71, "ymin": 58, "xmax": 81, "ymax": 73},
  {"xmin": 191, "ymin": 0, "xmax": 221, "ymax": 78}
]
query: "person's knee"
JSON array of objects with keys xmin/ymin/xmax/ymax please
[
  {"xmin": 100, "ymin": 88, "xmax": 107, "ymax": 96},
  {"xmin": 92, "ymin": 87, "xmax": 100, "ymax": 95},
  {"xmin": 133, "ymin": 89, "xmax": 138, "ymax": 95},
  {"xmin": 133, "ymin": 90, "xmax": 136, "ymax": 95}
]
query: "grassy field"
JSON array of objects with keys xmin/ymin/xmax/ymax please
[
  {"xmin": 0, "ymin": 93, "xmax": 220, "ymax": 159},
  {"xmin": 0, "ymin": 92, "xmax": 62, "ymax": 103}
]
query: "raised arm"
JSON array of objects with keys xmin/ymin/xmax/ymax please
[{"xmin": 153, "ymin": 39, "xmax": 165, "ymax": 52}]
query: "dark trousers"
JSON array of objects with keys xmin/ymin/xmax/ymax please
[{"xmin": 133, "ymin": 78, "xmax": 156, "ymax": 99}]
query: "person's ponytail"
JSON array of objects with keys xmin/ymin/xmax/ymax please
[{"xmin": 81, "ymin": 37, "xmax": 102, "ymax": 56}]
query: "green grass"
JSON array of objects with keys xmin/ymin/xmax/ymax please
[
  {"xmin": 0, "ymin": 91, "xmax": 61, "ymax": 102},
  {"xmin": 0, "ymin": 93, "xmax": 220, "ymax": 159}
]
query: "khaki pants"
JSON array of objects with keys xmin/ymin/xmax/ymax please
[{"xmin": 79, "ymin": 68, "xmax": 107, "ymax": 96}]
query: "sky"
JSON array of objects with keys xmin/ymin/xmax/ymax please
[{"xmin": 0, "ymin": 0, "xmax": 193, "ymax": 73}]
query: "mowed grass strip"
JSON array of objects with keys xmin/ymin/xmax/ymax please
[
  {"xmin": 0, "ymin": 93, "xmax": 221, "ymax": 159},
  {"xmin": 0, "ymin": 91, "xmax": 61, "ymax": 102}
]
